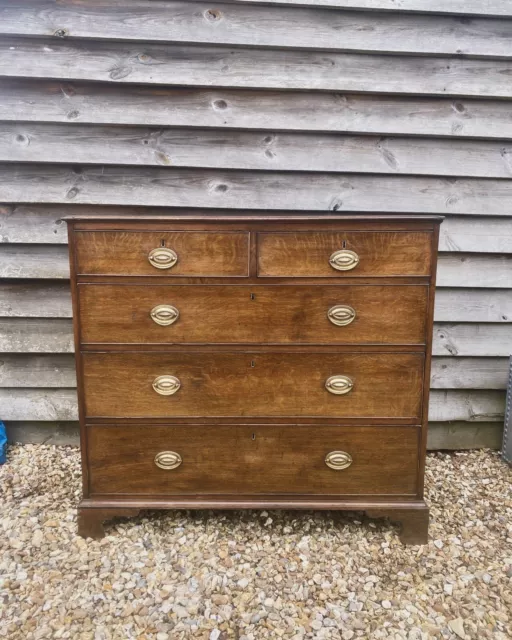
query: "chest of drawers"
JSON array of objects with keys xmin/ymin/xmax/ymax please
[{"xmin": 66, "ymin": 213, "xmax": 442, "ymax": 544}]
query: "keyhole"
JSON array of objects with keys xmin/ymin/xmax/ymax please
[
  {"xmin": 250, "ymin": 293, "xmax": 255, "ymax": 300},
  {"xmin": 342, "ymin": 240, "xmax": 347, "ymax": 248},
  {"xmin": 251, "ymin": 360, "xmax": 255, "ymax": 367},
  {"xmin": 160, "ymin": 239, "xmax": 165, "ymax": 247},
  {"xmin": 252, "ymin": 433, "xmax": 256, "ymax": 440}
]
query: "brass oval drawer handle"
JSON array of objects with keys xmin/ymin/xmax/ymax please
[
  {"xmin": 327, "ymin": 305, "xmax": 356, "ymax": 327},
  {"xmin": 329, "ymin": 249, "xmax": 359, "ymax": 272},
  {"xmin": 152, "ymin": 375, "xmax": 181, "ymax": 396},
  {"xmin": 325, "ymin": 450, "xmax": 353, "ymax": 471},
  {"xmin": 325, "ymin": 375, "xmax": 354, "ymax": 395},
  {"xmin": 154, "ymin": 451, "xmax": 182, "ymax": 470},
  {"xmin": 148, "ymin": 247, "xmax": 178, "ymax": 270},
  {"xmin": 150, "ymin": 304, "xmax": 180, "ymax": 326}
]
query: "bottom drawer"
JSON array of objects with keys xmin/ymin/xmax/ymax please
[{"xmin": 88, "ymin": 425, "xmax": 419, "ymax": 496}]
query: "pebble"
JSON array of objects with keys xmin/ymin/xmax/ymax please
[{"xmin": 1, "ymin": 445, "xmax": 511, "ymax": 640}]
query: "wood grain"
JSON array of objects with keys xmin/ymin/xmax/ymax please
[
  {"xmin": 2, "ymin": 37, "xmax": 512, "ymax": 97},
  {"xmin": 0, "ymin": 282, "xmax": 72, "ymax": 317},
  {"xmin": 0, "ymin": 318, "xmax": 74, "ymax": 353},
  {"xmin": 3, "ymin": 80, "xmax": 512, "ymax": 140},
  {"xmin": 433, "ymin": 324, "xmax": 512, "ymax": 356},
  {"xmin": 82, "ymin": 352, "xmax": 424, "ymax": 419},
  {"xmin": 430, "ymin": 357, "xmax": 510, "ymax": 390},
  {"xmin": 1, "ymin": 1, "xmax": 510, "ymax": 57},
  {"xmin": 87, "ymin": 425, "xmax": 419, "ymax": 496}
]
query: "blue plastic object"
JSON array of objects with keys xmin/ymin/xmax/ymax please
[{"xmin": 0, "ymin": 421, "xmax": 7, "ymax": 464}]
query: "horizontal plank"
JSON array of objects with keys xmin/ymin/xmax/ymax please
[
  {"xmin": 3, "ymin": 282, "xmax": 510, "ymax": 324},
  {"xmin": 440, "ymin": 217, "xmax": 512, "ymax": 253},
  {"xmin": 4, "ymin": 80, "xmax": 512, "ymax": 140},
  {"xmin": 4, "ymin": 123, "xmax": 512, "ymax": 178},
  {"xmin": 228, "ymin": 0, "xmax": 512, "ymax": 18},
  {"xmin": 0, "ymin": 354, "xmax": 76, "ymax": 387},
  {"xmin": 2, "ymin": 353, "xmax": 508, "ymax": 390},
  {"xmin": 2, "ymin": 38, "xmax": 512, "ymax": 97},
  {"xmin": 0, "ymin": 318, "xmax": 74, "ymax": 353},
  {"xmin": 426, "ymin": 422, "xmax": 503, "ymax": 450},
  {"xmin": 434, "ymin": 289, "xmax": 512, "ymax": 323},
  {"xmin": 3, "ymin": 318, "xmax": 511, "ymax": 357},
  {"xmin": 2, "ymin": 244, "xmax": 510, "ymax": 287},
  {"xmin": 2, "ymin": 1, "xmax": 511, "ymax": 58},
  {"xmin": 3, "ymin": 165, "xmax": 512, "ymax": 214},
  {"xmin": 0, "ymin": 282, "xmax": 72, "ymax": 317},
  {"xmin": 436, "ymin": 254, "xmax": 512, "ymax": 288},
  {"xmin": 4, "ymin": 419, "xmax": 503, "ymax": 449},
  {"xmin": 430, "ymin": 357, "xmax": 510, "ymax": 389},
  {"xmin": 433, "ymin": 323, "xmax": 512, "ymax": 356},
  {"xmin": 0, "ymin": 387, "xmax": 503, "ymax": 421}
]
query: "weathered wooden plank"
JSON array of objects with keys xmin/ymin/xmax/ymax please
[
  {"xmin": 2, "ymin": 353, "xmax": 507, "ymax": 390},
  {"xmin": 4, "ymin": 123, "xmax": 512, "ymax": 178},
  {"xmin": 433, "ymin": 324, "xmax": 512, "ymax": 357},
  {"xmin": 0, "ymin": 354, "xmax": 76, "ymax": 387},
  {"xmin": 3, "ymin": 80, "xmax": 512, "ymax": 140},
  {"xmin": 0, "ymin": 387, "xmax": 503, "ymax": 421},
  {"xmin": 0, "ymin": 318, "xmax": 74, "ymax": 353},
  {"xmin": 430, "ymin": 357, "xmax": 510, "ymax": 390},
  {"xmin": 1, "ymin": 1, "xmax": 511, "ymax": 58},
  {"xmin": 435, "ymin": 289, "xmax": 512, "ymax": 323},
  {"xmin": 440, "ymin": 217, "xmax": 512, "ymax": 253},
  {"xmin": 3, "ymin": 165, "xmax": 512, "ymax": 214},
  {"xmin": 436, "ymin": 254, "xmax": 512, "ymax": 288},
  {"xmin": 0, "ymin": 282, "xmax": 72, "ymax": 317},
  {"xmin": 2, "ymin": 38, "xmax": 512, "ymax": 98},
  {"xmin": 5, "ymin": 421, "xmax": 80, "ymax": 445},
  {"xmin": 426, "ymin": 422, "xmax": 503, "ymax": 450},
  {"xmin": 2, "ymin": 243, "xmax": 510, "ymax": 286},
  {"xmin": 229, "ymin": 0, "xmax": 512, "ymax": 18}
]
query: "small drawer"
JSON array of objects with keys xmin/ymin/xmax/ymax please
[
  {"xmin": 257, "ymin": 231, "xmax": 432, "ymax": 277},
  {"xmin": 88, "ymin": 425, "xmax": 419, "ymax": 496},
  {"xmin": 79, "ymin": 284, "xmax": 428, "ymax": 345},
  {"xmin": 74, "ymin": 231, "xmax": 249, "ymax": 276},
  {"xmin": 82, "ymin": 352, "xmax": 424, "ymax": 420}
]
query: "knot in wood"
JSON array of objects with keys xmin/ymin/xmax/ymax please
[
  {"xmin": 204, "ymin": 8, "xmax": 222, "ymax": 22},
  {"xmin": 53, "ymin": 28, "xmax": 68, "ymax": 38}
]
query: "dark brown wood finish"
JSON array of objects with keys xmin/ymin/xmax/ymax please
[{"xmin": 66, "ymin": 213, "xmax": 442, "ymax": 544}]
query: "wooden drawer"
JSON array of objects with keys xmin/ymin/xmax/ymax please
[
  {"xmin": 79, "ymin": 284, "xmax": 428, "ymax": 345},
  {"xmin": 257, "ymin": 231, "xmax": 432, "ymax": 277},
  {"xmin": 74, "ymin": 231, "xmax": 249, "ymax": 276},
  {"xmin": 82, "ymin": 352, "xmax": 424, "ymax": 419},
  {"xmin": 88, "ymin": 425, "xmax": 419, "ymax": 496}
]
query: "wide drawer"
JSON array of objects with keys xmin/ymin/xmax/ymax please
[
  {"xmin": 74, "ymin": 231, "xmax": 249, "ymax": 276},
  {"xmin": 78, "ymin": 284, "xmax": 428, "ymax": 345},
  {"xmin": 82, "ymin": 352, "xmax": 424, "ymax": 419},
  {"xmin": 257, "ymin": 231, "xmax": 432, "ymax": 277},
  {"xmin": 88, "ymin": 425, "xmax": 419, "ymax": 496}
]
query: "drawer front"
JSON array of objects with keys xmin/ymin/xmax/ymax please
[
  {"xmin": 83, "ymin": 352, "xmax": 424, "ymax": 419},
  {"xmin": 258, "ymin": 231, "xmax": 432, "ymax": 277},
  {"xmin": 79, "ymin": 284, "xmax": 428, "ymax": 345},
  {"xmin": 75, "ymin": 231, "xmax": 249, "ymax": 276},
  {"xmin": 88, "ymin": 425, "xmax": 419, "ymax": 496}
]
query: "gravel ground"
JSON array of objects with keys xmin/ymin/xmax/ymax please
[{"xmin": 0, "ymin": 445, "xmax": 511, "ymax": 640}]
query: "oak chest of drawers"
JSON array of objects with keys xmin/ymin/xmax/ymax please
[{"xmin": 66, "ymin": 213, "xmax": 442, "ymax": 544}]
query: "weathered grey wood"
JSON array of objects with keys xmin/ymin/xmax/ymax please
[
  {"xmin": 0, "ymin": 318, "xmax": 74, "ymax": 353},
  {"xmin": 4, "ymin": 80, "xmax": 512, "ymax": 140},
  {"xmin": 436, "ymin": 254, "xmax": 512, "ymax": 289},
  {"xmin": 0, "ymin": 282, "xmax": 72, "ymax": 317},
  {"xmin": 5, "ymin": 419, "xmax": 502, "ymax": 449},
  {"xmin": 426, "ymin": 422, "xmax": 503, "ymax": 450},
  {"xmin": 435, "ymin": 289, "xmax": 512, "ymax": 323},
  {"xmin": 5, "ymin": 123, "xmax": 512, "ymax": 178},
  {"xmin": 0, "ymin": 387, "xmax": 502, "ymax": 421},
  {"xmin": 3, "ymin": 165, "xmax": 512, "ymax": 214},
  {"xmin": 433, "ymin": 324, "xmax": 512, "ymax": 357},
  {"xmin": 440, "ymin": 217, "xmax": 512, "ymax": 253},
  {"xmin": 0, "ymin": 203, "xmax": 69, "ymax": 244},
  {"xmin": 2, "ymin": 353, "xmax": 507, "ymax": 390},
  {"xmin": 0, "ymin": 354, "xmax": 76, "ymax": 387},
  {"xmin": 0, "ymin": 245, "xmax": 69, "ymax": 279},
  {"xmin": 2, "ymin": 38, "xmax": 512, "ymax": 97},
  {"xmin": 229, "ymin": 0, "xmax": 512, "ymax": 18},
  {"xmin": 430, "ymin": 357, "xmax": 510, "ymax": 390},
  {"xmin": 5, "ymin": 421, "xmax": 80, "ymax": 445},
  {"xmin": 2, "ymin": 1, "xmax": 511, "ymax": 58}
]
